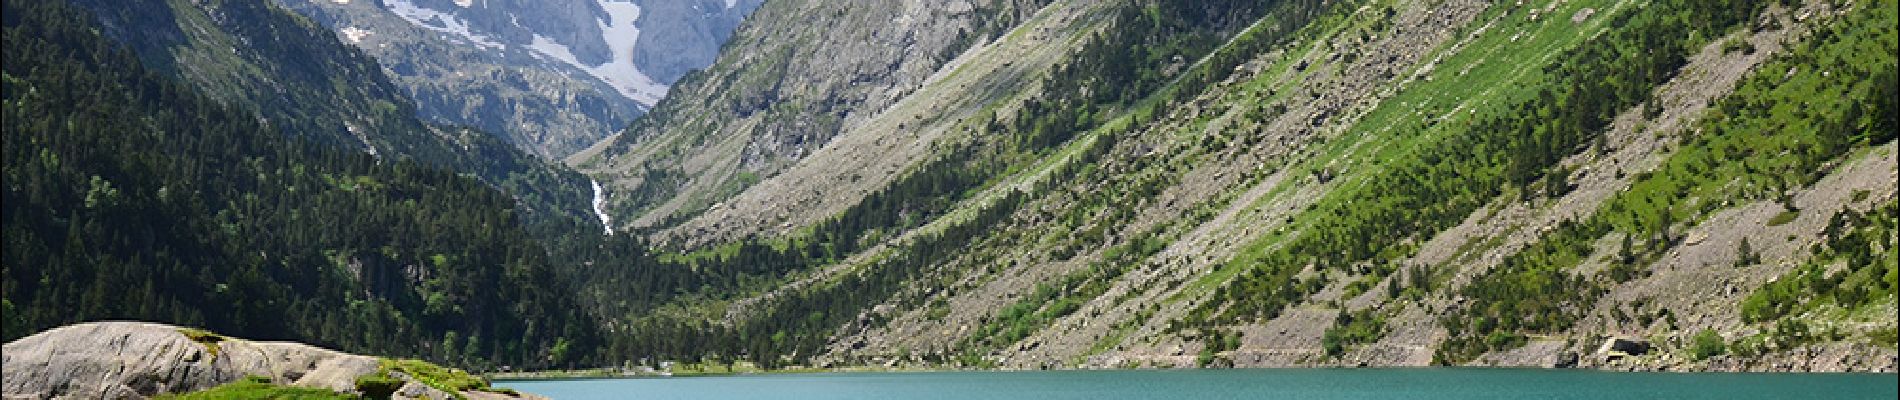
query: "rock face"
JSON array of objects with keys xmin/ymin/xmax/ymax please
[
  {"xmin": 571, "ymin": 0, "xmax": 1048, "ymax": 232},
  {"xmin": 3, "ymin": 321, "xmax": 376, "ymax": 399},
  {"xmin": 274, "ymin": 0, "xmax": 765, "ymax": 157},
  {"xmin": 1, "ymin": 322, "xmax": 539, "ymax": 400},
  {"xmin": 1554, "ymin": 352, "xmax": 1581, "ymax": 368},
  {"xmin": 1599, "ymin": 337, "xmax": 1652, "ymax": 357}
]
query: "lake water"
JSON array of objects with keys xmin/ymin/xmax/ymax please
[{"xmin": 498, "ymin": 368, "xmax": 1898, "ymax": 399}]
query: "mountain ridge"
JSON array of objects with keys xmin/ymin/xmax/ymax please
[
  {"xmin": 579, "ymin": 0, "xmax": 1897, "ymax": 372},
  {"xmin": 276, "ymin": 0, "xmax": 765, "ymax": 157}
]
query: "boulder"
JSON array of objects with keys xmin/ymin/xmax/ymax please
[
  {"xmin": 1553, "ymin": 351, "xmax": 1580, "ymax": 368},
  {"xmin": 1598, "ymin": 337, "xmax": 1651, "ymax": 357},
  {"xmin": 3, "ymin": 321, "xmax": 379, "ymax": 399},
  {"xmin": 2, "ymin": 321, "xmax": 542, "ymax": 400}
]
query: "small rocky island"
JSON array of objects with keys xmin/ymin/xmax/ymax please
[{"xmin": 2, "ymin": 322, "xmax": 540, "ymax": 399}]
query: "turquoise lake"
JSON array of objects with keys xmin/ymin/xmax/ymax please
[{"xmin": 498, "ymin": 368, "xmax": 1898, "ymax": 399}]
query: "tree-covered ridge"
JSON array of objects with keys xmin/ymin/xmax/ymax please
[
  {"xmin": 665, "ymin": 0, "xmax": 1895, "ymax": 371},
  {"xmin": 1, "ymin": 0, "xmax": 597, "ymax": 368},
  {"xmin": 542, "ymin": 0, "xmax": 1896, "ymax": 371},
  {"xmin": 560, "ymin": 0, "xmax": 1340, "ymax": 368},
  {"xmin": 66, "ymin": 0, "xmax": 594, "ymax": 224}
]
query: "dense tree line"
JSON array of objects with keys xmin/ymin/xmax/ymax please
[
  {"xmin": 1, "ymin": 0, "xmax": 596, "ymax": 368},
  {"xmin": 1019, "ymin": 0, "xmax": 1321, "ymax": 151}
]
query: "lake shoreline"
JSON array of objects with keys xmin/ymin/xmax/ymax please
[
  {"xmin": 489, "ymin": 360, "xmax": 1898, "ymax": 383},
  {"xmin": 487, "ymin": 332, "xmax": 1896, "ymax": 381},
  {"xmin": 493, "ymin": 368, "xmax": 1899, "ymax": 400}
]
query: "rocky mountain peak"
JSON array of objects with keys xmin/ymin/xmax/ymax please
[{"xmin": 275, "ymin": 0, "xmax": 764, "ymax": 157}]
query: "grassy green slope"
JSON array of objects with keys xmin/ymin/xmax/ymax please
[{"xmin": 722, "ymin": 0, "xmax": 1897, "ymax": 370}]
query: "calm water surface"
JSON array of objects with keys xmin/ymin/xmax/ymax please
[{"xmin": 499, "ymin": 368, "xmax": 1898, "ymax": 399}]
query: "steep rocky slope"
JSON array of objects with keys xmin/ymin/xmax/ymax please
[
  {"xmin": 2, "ymin": 322, "xmax": 540, "ymax": 399},
  {"xmin": 275, "ymin": 0, "xmax": 764, "ymax": 157},
  {"xmin": 571, "ymin": 0, "xmax": 1051, "ymax": 233},
  {"xmin": 588, "ymin": 0, "xmax": 1896, "ymax": 372}
]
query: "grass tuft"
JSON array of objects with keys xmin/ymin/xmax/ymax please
[{"xmin": 177, "ymin": 328, "xmax": 226, "ymax": 358}]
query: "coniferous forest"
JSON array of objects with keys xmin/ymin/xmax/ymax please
[{"xmin": 2, "ymin": 0, "xmax": 597, "ymax": 368}]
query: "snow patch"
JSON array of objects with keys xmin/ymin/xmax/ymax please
[
  {"xmin": 592, "ymin": 1, "xmax": 666, "ymax": 105},
  {"xmin": 385, "ymin": 0, "xmax": 503, "ymax": 49},
  {"xmin": 517, "ymin": 1, "xmax": 667, "ymax": 105},
  {"xmin": 378, "ymin": 0, "xmax": 667, "ymax": 106},
  {"xmin": 591, "ymin": 179, "xmax": 615, "ymax": 235},
  {"xmin": 526, "ymin": 34, "xmax": 577, "ymax": 65},
  {"xmin": 340, "ymin": 27, "xmax": 372, "ymax": 43}
]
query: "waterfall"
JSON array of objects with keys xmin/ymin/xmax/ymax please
[{"xmin": 590, "ymin": 179, "xmax": 614, "ymax": 235}]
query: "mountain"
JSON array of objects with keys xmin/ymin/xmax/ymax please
[
  {"xmin": 65, "ymin": 0, "xmax": 596, "ymax": 223},
  {"xmin": 577, "ymin": 0, "xmax": 1898, "ymax": 372},
  {"xmin": 4, "ymin": 0, "xmax": 1894, "ymax": 377},
  {"xmin": 570, "ymin": 0, "xmax": 1049, "ymax": 233},
  {"xmin": 2, "ymin": 0, "xmax": 600, "ymax": 368},
  {"xmin": 273, "ymin": 0, "xmax": 765, "ymax": 157}
]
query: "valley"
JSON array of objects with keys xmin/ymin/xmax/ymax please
[{"xmin": 2, "ymin": 0, "xmax": 1896, "ymax": 398}]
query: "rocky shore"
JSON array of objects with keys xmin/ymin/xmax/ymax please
[{"xmin": 1, "ymin": 321, "xmax": 542, "ymax": 400}]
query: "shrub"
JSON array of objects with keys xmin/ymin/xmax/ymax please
[
  {"xmin": 176, "ymin": 328, "xmax": 226, "ymax": 358},
  {"xmin": 1691, "ymin": 329, "xmax": 1727, "ymax": 360},
  {"xmin": 353, "ymin": 373, "xmax": 403, "ymax": 400}
]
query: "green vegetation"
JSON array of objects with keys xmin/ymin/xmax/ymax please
[
  {"xmin": 583, "ymin": 0, "xmax": 1339, "ymax": 369},
  {"xmin": 157, "ymin": 356, "xmax": 518, "ymax": 400},
  {"xmin": 1691, "ymin": 329, "xmax": 1727, "ymax": 360},
  {"xmin": 1742, "ymin": 203, "xmax": 1900, "ymax": 323},
  {"xmin": 1321, "ymin": 309, "xmax": 1387, "ymax": 357},
  {"xmin": 1441, "ymin": 0, "xmax": 1896, "ymax": 363},
  {"xmin": 9, "ymin": 0, "xmax": 1893, "ymax": 376},
  {"xmin": 1204, "ymin": 0, "xmax": 1770, "ymax": 339},
  {"xmin": 962, "ymin": 260, "xmax": 1129, "ymax": 353},
  {"xmin": 1196, "ymin": 328, "xmax": 1242, "ymax": 367},
  {"xmin": 371, "ymin": 358, "xmax": 524, "ymax": 398},
  {"xmin": 3, "ymin": 0, "xmax": 1351, "ymax": 372},
  {"xmin": 159, "ymin": 377, "xmax": 352, "ymax": 400},
  {"xmin": 1767, "ymin": 210, "xmax": 1800, "ymax": 226},
  {"xmin": 352, "ymin": 372, "xmax": 403, "ymax": 400},
  {"xmin": 378, "ymin": 358, "xmax": 487, "ymax": 394},
  {"xmin": 1871, "ymin": 326, "xmax": 1899, "ymax": 347},
  {"xmin": 178, "ymin": 328, "xmax": 227, "ymax": 358}
]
